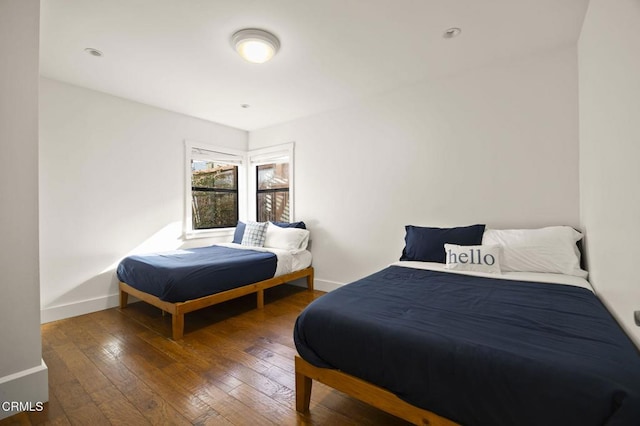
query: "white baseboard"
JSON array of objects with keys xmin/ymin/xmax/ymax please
[
  {"xmin": 41, "ymin": 293, "xmax": 121, "ymax": 324},
  {"xmin": 290, "ymin": 277, "xmax": 344, "ymax": 293},
  {"xmin": 0, "ymin": 360, "xmax": 48, "ymax": 420},
  {"xmin": 41, "ymin": 276, "xmax": 343, "ymax": 325}
]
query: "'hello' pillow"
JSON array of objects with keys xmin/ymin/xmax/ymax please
[{"xmin": 445, "ymin": 244, "xmax": 502, "ymax": 274}]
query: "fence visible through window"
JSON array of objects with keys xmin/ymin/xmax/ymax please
[
  {"xmin": 257, "ymin": 163, "xmax": 289, "ymax": 222},
  {"xmin": 191, "ymin": 160, "xmax": 238, "ymax": 229}
]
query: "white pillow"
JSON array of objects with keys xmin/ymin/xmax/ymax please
[
  {"xmin": 264, "ymin": 222, "xmax": 310, "ymax": 251},
  {"xmin": 445, "ymin": 244, "xmax": 502, "ymax": 274},
  {"xmin": 482, "ymin": 226, "xmax": 587, "ymax": 278},
  {"xmin": 297, "ymin": 231, "xmax": 310, "ymax": 251}
]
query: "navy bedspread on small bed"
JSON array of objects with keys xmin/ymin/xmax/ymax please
[
  {"xmin": 294, "ymin": 266, "xmax": 640, "ymax": 426},
  {"xmin": 117, "ymin": 246, "xmax": 277, "ymax": 303}
]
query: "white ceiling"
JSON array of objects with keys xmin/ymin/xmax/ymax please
[{"xmin": 39, "ymin": 0, "xmax": 590, "ymax": 131}]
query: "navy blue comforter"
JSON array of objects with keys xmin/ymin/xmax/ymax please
[
  {"xmin": 294, "ymin": 266, "xmax": 640, "ymax": 426},
  {"xmin": 117, "ymin": 245, "xmax": 277, "ymax": 302}
]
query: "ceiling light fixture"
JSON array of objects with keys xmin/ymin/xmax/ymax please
[
  {"xmin": 84, "ymin": 47, "xmax": 103, "ymax": 57},
  {"xmin": 443, "ymin": 27, "xmax": 462, "ymax": 39},
  {"xmin": 231, "ymin": 28, "xmax": 280, "ymax": 64}
]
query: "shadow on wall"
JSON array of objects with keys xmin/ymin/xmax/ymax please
[
  {"xmin": 41, "ymin": 271, "xmax": 121, "ymax": 321},
  {"xmin": 40, "ymin": 221, "xmax": 218, "ymax": 322},
  {"xmin": 100, "ymin": 221, "xmax": 186, "ymax": 273}
]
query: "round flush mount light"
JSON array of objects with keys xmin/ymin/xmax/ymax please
[
  {"xmin": 443, "ymin": 27, "xmax": 462, "ymax": 39},
  {"xmin": 84, "ymin": 47, "xmax": 103, "ymax": 57},
  {"xmin": 231, "ymin": 28, "xmax": 280, "ymax": 63}
]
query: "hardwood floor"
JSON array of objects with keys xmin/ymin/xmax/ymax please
[{"xmin": 1, "ymin": 285, "xmax": 410, "ymax": 425}]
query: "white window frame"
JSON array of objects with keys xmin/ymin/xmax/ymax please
[
  {"xmin": 184, "ymin": 140, "xmax": 247, "ymax": 239},
  {"xmin": 248, "ymin": 142, "xmax": 295, "ymax": 222}
]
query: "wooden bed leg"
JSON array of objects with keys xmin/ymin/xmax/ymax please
[
  {"xmin": 307, "ymin": 268, "xmax": 314, "ymax": 291},
  {"xmin": 295, "ymin": 369, "xmax": 312, "ymax": 413},
  {"xmin": 257, "ymin": 289, "xmax": 264, "ymax": 309},
  {"xmin": 172, "ymin": 313, "xmax": 184, "ymax": 340},
  {"xmin": 119, "ymin": 290, "xmax": 129, "ymax": 309}
]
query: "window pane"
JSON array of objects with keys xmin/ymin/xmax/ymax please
[
  {"xmin": 257, "ymin": 163, "xmax": 289, "ymax": 190},
  {"xmin": 192, "ymin": 161, "xmax": 237, "ymax": 190},
  {"xmin": 192, "ymin": 191, "xmax": 238, "ymax": 229},
  {"xmin": 257, "ymin": 191, "xmax": 289, "ymax": 222}
]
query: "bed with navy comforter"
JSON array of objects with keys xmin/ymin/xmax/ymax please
[
  {"xmin": 117, "ymin": 239, "xmax": 314, "ymax": 340},
  {"xmin": 294, "ymin": 264, "xmax": 640, "ymax": 425},
  {"xmin": 117, "ymin": 245, "xmax": 277, "ymax": 303}
]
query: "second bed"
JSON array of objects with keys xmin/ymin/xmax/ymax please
[{"xmin": 118, "ymin": 222, "xmax": 313, "ymax": 339}]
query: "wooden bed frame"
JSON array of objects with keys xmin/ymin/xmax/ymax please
[
  {"xmin": 295, "ymin": 355, "xmax": 459, "ymax": 426},
  {"xmin": 119, "ymin": 266, "xmax": 314, "ymax": 340}
]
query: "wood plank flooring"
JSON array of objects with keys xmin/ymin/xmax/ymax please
[{"xmin": 1, "ymin": 285, "xmax": 410, "ymax": 425}]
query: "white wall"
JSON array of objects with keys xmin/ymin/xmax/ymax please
[
  {"xmin": 0, "ymin": 0, "xmax": 48, "ymax": 419},
  {"xmin": 251, "ymin": 47, "xmax": 580, "ymax": 290},
  {"xmin": 579, "ymin": 0, "xmax": 640, "ymax": 346},
  {"xmin": 39, "ymin": 78, "xmax": 247, "ymax": 322}
]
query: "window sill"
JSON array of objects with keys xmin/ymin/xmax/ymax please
[{"xmin": 184, "ymin": 227, "xmax": 235, "ymax": 240}]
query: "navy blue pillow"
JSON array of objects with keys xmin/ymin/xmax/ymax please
[
  {"xmin": 271, "ymin": 221, "xmax": 306, "ymax": 229},
  {"xmin": 232, "ymin": 220, "xmax": 306, "ymax": 243},
  {"xmin": 400, "ymin": 224, "xmax": 486, "ymax": 263},
  {"xmin": 232, "ymin": 221, "xmax": 247, "ymax": 244}
]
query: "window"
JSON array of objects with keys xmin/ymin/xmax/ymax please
[
  {"xmin": 256, "ymin": 163, "xmax": 289, "ymax": 222},
  {"xmin": 185, "ymin": 142, "xmax": 245, "ymax": 237},
  {"xmin": 249, "ymin": 142, "xmax": 295, "ymax": 223},
  {"xmin": 191, "ymin": 161, "xmax": 238, "ymax": 229},
  {"xmin": 184, "ymin": 141, "xmax": 294, "ymax": 238}
]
